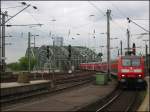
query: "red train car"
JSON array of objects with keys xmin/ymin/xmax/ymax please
[{"xmin": 79, "ymin": 55, "xmax": 146, "ymax": 88}]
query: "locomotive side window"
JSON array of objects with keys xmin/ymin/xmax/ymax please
[
  {"xmin": 122, "ymin": 59, "xmax": 131, "ymax": 66},
  {"xmin": 132, "ymin": 59, "xmax": 140, "ymax": 66}
]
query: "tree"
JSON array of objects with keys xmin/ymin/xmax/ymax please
[
  {"xmin": 7, "ymin": 62, "xmax": 20, "ymax": 71},
  {"xmin": 19, "ymin": 57, "xmax": 28, "ymax": 70},
  {"xmin": 19, "ymin": 56, "xmax": 37, "ymax": 70},
  {"xmin": 7, "ymin": 56, "xmax": 37, "ymax": 71}
]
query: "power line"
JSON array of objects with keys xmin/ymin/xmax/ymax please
[
  {"xmin": 127, "ymin": 17, "xmax": 149, "ymax": 32},
  {"xmin": 1, "ymin": 2, "xmax": 38, "ymax": 25},
  {"xmin": 110, "ymin": 17, "xmax": 126, "ymax": 32},
  {"xmin": 5, "ymin": 24, "xmax": 42, "ymax": 27},
  {"xmin": 25, "ymin": 10, "xmax": 41, "ymax": 25},
  {"xmin": 132, "ymin": 19, "xmax": 149, "ymax": 21},
  {"xmin": 3, "ymin": 4, "xmax": 31, "ymax": 24},
  {"xmin": 88, "ymin": 1, "xmax": 106, "ymax": 17},
  {"xmin": 131, "ymin": 33, "xmax": 149, "ymax": 36},
  {"xmin": 1, "ymin": 5, "xmax": 23, "ymax": 10},
  {"xmin": 109, "ymin": 3, "xmax": 149, "ymax": 34},
  {"xmin": 110, "ymin": 3, "xmax": 127, "ymax": 18}
]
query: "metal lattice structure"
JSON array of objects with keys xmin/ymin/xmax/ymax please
[{"xmin": 25, "ymin": 45, "xmax": 101, "ymax": 71}]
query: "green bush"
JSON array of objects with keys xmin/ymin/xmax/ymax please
[{"xmin": 7, "ymin": 56, "xmax": 37, "ymax": 71}]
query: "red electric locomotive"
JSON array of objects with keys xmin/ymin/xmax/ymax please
[{"xmin": 118, "ymin": 55, "xmax": 146, "ymax": 88}]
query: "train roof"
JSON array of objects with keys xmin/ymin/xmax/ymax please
[
  {"xmin": 80, "ymin": 62, "xmax": 101, "ymax": 64},
  {"xmin": 80, "ymin": 59, "xmax": 118, "ymax": 64},
  {"xmin": 120, "ymin": 55, "xmax": 142, "ymax": 59}
]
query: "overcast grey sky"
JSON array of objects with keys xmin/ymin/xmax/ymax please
[{"xmin": 1, "ymin": 1, "xmax": 149, "ymax": 63}]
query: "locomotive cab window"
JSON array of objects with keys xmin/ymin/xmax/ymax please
[
  {"xmin": 132, "ymin": 59, "xmax": 140, "ymax": 66},
  {"xmin": 122, "ymin": 59, "xmax": 131, "ymax": 66},
  {"xmin": 122, "ymin": 58, "xmax": 141, "ymax": 66}
]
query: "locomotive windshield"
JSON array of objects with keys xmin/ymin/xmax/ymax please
[
  {"xmin": 132, "ymin": 59, "xmax": 141, "ymax": 66},
  {"xmin": 122, "ymin": 59, "xmax": 131, "ymax": 66},
  {"xmin": 122, "ymin": 58, "xmax": 140, "ymax": 66}
]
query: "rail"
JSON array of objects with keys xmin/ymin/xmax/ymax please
[
  {"xmin": 1, "ymin": 73, "xmax": 94, "ymax": 106},
  {"xmin": 96, "ymin": 90, "xmax": 139, "ymax": 112}
]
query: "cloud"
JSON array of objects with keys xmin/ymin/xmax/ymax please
[{"xmin": 1, "ymin": 1, "xmax": 149, "ymax": 63}]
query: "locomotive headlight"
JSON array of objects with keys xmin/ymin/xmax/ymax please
[
  {"xmin": 134, "ymin": 69, "xmax": 142, "ymax": 73},
  {"xmin": 121, "ymin": 69, "xmax": 129, "ymax": 73},
  {"xmin": 121, "ymin": 74, "xmax": 125, "ymax": 77},
  {"xmin": 138, "ymin": 74, "xmax": 142, "ymax": 77}
]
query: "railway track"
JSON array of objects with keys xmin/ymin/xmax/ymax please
[
  {"xmin": 1, "ymin": 71, "xmax": 95, "ymax": 83},
  {"xmin": 1, "ymin": 72, "xmax": 95, "ymax": 109},
  {"xmin": 96, "ymin": 90, "xmax": 138, "ymax": 112},
  {"xmin": 78, "ymin": 88, "xmax": 141, "ymax": 112}
]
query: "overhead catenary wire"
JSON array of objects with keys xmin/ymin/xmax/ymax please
[
  {"xmin": 127, "ymin": 17, "xmax": 149, "ymax": 33},
  {"xmin": 74, "ymin": 1, "xmax": 105, "ymax": 37},
  {"xmin": 132, "ymin": 19, "xmax": 149, "ymax": 21},
  {"xmin": 9, "ymin": 1, "xmax": 104, "ymax": 38},
  {"xmin": 110, "ymin": 3, "xmax": 127, "ymax": 18},
  {"xmin": 88, "ymin": 1, "xmax": 106, "ymax": 17},
  {"xmin": 22, "ymin": 10, "xmax": 50, "ymax": 37},
  {"xmin": 23, "ymin": 9, "xmax": 61, "ymax": 39},
  {"xmin": 5, "ymin": 2, "xmax": 124, "ymax": 43},
  {"xmin": 87, "ymin": 1, "xmax": 127, "ymax": 35},
  {"xmin": 109, "ymin": 3, "xmax": 149, "ymax": 35},
  {"xmin": 108, "ymin": 4, "xmax": 149, "ymax": 55},
  {"xmin": 110, "ymin": 3, "xmax": 149, "ymax": 31},
  {"xmin": 110, "ymin": 17, "xmax": 126, "ymax": 32},
  {"xmin": 86, "ymin": 2, "xmax": 128, "ymax": 55},
  {"xmin": 5, "ymin": 24, "xmax": 42, "ymax": 27},
  {"xmin": 2, "ymin": 3, "xmax": 50, "ymax": 46},
  {"xmin": 1, "ymin": 5, "xmax": 23, "ymax": 10},
  {"xmin": 110, "ymin": 3, "xmax": 149, "ymax": 24},
  {"xmin": 25, "ymin": 10, "xmax": 41, "ymax": 25}
]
